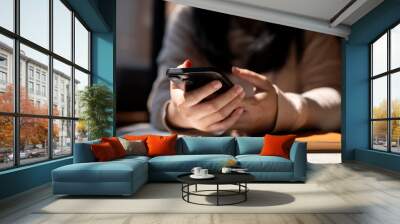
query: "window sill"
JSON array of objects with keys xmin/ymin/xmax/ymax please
[
  {"xmin": 355, "ymin": 148, "xmax": 400, "ymax": 172},
  {"xmin": 0, "ymin": 156, "xmax": 72, "ymax": 176}
]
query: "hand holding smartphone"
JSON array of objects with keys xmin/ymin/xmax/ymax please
[{"xmin": 166, "ymin": 67, "xmax": 234, "ymax": 96}]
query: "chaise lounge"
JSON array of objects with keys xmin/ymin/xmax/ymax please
[{"xmin": 52, "ymin": 137, "xmax": 307, "ymax": 196}]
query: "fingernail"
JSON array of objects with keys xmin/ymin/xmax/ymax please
[
  {"xmin": 234, "ymin": 85, "xmax": 243, "ymax": 94},
  {"xmin": 184, "ymin": 59, "xmax": 192, "ymax": 67},
  {"xmin": 213, "ymin": 81, "xmax": 222, "ymax": 89}
]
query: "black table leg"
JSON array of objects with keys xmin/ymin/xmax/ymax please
[
  {"xmin": 216, "ymin": 184, "xmax": 219, "ymax": 206},
  {"xmin": 245, "ymin": 183, "xmax": 247, "ymax": 201},
  {"xmin": 195, "ymin": 184, "xmax": 197, "ymax": 192}
]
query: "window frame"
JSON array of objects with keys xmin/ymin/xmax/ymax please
[
  {"xmin": 0, "ymin": 0, "xmax": 92, "ymax": 171},
  {"xmin": 370, "ymin": 20, "xmax": 400, "ymax": 154}
]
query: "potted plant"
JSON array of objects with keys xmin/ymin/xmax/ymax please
[{"xmin": 79, "ymin": 84, "xmax": 113, "ymax": 140}]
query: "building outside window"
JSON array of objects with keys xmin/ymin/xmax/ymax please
[
  {"xmin": 28, "ymin": 81, "xmax": 34, "ymax": 94},
  {"xmin": 0, "ymin": 54, "xmax": 7, "ymax": 90},
  {"xmin": 0, "ymin": 0, "xmax": 91, "ymax": 170},
  {"xmin": 28, "ymin": 66, "xmax": 34, "ymax": 79},
  {"xmin": 370, "ymin": 22, "xmax": 400, "ymax": 154}
]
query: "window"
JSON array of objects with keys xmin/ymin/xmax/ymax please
[
  {"xmin": 371, "ymin": 23, "xmax": 400, "ymax": 154},
  {"xmin": 0, "ymin": 0, "xmax": 14, "ymax": 32},
  {"xmin": 0, "ymin": 55, "xmax": 7, "ymax": 67},
  {"xmin": 35, "ymin": 83, "xmax": 40, "ymax": 95},
  {"xmin": 0, "ymin": 71, "xmax": 6, "ymax": 85},
  {"xmin": 42, "ymin": 85, "xmax": 46, "ymax": 97},
  {"xmin": 0, "ymin": 54, "xmax": 7, "ymax": 88},
  {"xmin": 28, "ymin": 67, "xmax": 34, "ymax": 80},
  {"xmin": 28, "ymin": 81, "xmax": 33, "ymax": 94},
  {"xmin": 0, "ymin": 0, "xmax": 91, "ymax": 170}
]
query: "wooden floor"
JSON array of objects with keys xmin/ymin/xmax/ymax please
[{"xmin": 1, "ymin": 157, "xmax": 400, "ymax": 224}]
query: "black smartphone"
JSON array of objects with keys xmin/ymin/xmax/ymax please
[{"xmin": 166, "ymin": 67, "xmax": 234, "ymax": 95}]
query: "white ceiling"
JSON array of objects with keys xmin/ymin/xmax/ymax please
[
  {"xmin": 225, "ymin": 0, "xmax": 352, "ymax": 21},
  {"xmin": 167, "ymin": 0, "xmax": 384, "ymax": 38}
]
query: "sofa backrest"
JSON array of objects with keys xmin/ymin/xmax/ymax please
[
  {"xmin": 177, "ymin": 137, "xmax": 236, "ymax": 155},
  {"xmin": 235, "ymin": 137, "xmax": 264, "ymax": 155},
  {"xmin": 73, "ymin": 139, "xmax": 100, "ymax": 163}
]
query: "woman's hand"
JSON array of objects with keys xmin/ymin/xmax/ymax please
[
  {"xmin": 166, "ymin": 60, "xmax": 245, "ymax": 134},
  {"xmin": 230, "ymin": 67, "xmax": 278, "ymax": 134}
]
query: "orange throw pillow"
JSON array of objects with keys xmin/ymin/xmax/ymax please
[
  {"xmin": 124, "ymin": 135, "xmax": 149, "ymax": 141},
  {"xmin": 146, "ymin": 134, "xmax": 177, "ymax": 157},
  {"xmin": 260, "ymin": 134, "xmax": 296, "ymax": 159},
  {"xmin": 101, "ymin": 137, "xmax": 126, "ymax": 158},
  {"xmin": 91, "ymin": 142, "xmax": 117, "ymax": 161}
]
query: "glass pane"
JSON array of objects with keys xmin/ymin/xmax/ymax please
[
  {"xmin": 372, "ymin": 33, "xmax": 387, "ymax": 76},
  {"xmin": 372, "ymin": 76, "xmax": 387, "ymax": 119},
  {"xmin": 20, "ymin": 117, "xmax": 49, "ymax": 165},
  {"xmin": 20, "ymin": 0, "xmax": 49, "ymax": 49},
  {"xmin": 53, "ymin": 0, "xmax": 72, "ymax": 60},
  {"xmin": 74, "ymin": 69, "xmax": 89, "ymax": 118},
  {"xmin": 20, "ymin": 44, "xmax": 49, "ymax": 115},
  {"xmin": 0, "ymin": 0, "xmax": 14, "ymax": 31},
  {"xmin": 0, "ymin": 116, "xmax": 13, "ymax": 170},
  {"xmin": 0, "ymin": 34, "xmax": 14, "ymax": 112},
  {"xmin": 392, "ymin": 24, "xmax": 400, "ymax": 70},
  {"xmin": 74, "ymin": 18, "xmax": 89, "ymax": 70},
  {"xmin": 53, "ymin": 59, "xmax": 72, "ymax": 117},
  {"xmin": 53, "ymin": 119, "xmax": 72, "ymax": 157},
  {"xmin": 372, "ymin": 121, "xmax": 388, "ymax": 151},
  {"xmin": 391, "ymin": 72, "xmax": 400, "ymax": 118},
  {"xmin": 391, "ymin": 120, "xmax": 400, "ymax": 153},
  {"xmin": 75, "ymin": 120, "xmax": 88, "ymax": 143}
]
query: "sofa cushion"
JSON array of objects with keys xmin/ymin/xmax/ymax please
[
  {"xmin": 236, "ymin": 137, "xmax": 263, "ymax": 155},
  {"xmin": 91, "ymin": 142, "xmax": 118, "ymax": 161},
  {"xmin": 53, "ymin": 158, "xmax": 147, "ymax": 183},
  {"xmin": 236, "ymin": 155, "xmax": 293, "ymax": 172},
  {"xmin": 149, "ymin": 154, "xmax": 235, "ymax": 172},
  {"xmin": 177, "ymin": 137, "xmax": 235, "ymax": 155}
]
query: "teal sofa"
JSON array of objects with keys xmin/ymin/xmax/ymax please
[{"xmin": 52, "ymin": 137, "xmax": 307, "ymax": 196}]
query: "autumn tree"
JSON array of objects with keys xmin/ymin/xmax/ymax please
[
  {"xmin": 372, "ymin": 99, "xmax": 400, "ymax": 144},
  {"xmin": 0, "ymin": 84, "xmax": 59, "ymax": 153}
]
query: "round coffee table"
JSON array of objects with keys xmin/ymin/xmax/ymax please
[{"xmin": 177, "ymin": 173, "xmax": 255, "ymax": 206}]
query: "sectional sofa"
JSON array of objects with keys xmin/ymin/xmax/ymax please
[{"xmin": 52, "ymin": 137, "xmax": 307, "ymax": 196}]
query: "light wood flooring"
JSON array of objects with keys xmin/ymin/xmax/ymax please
[{"xmin": 0, "ymin": 154, "xmax": 400, "ymax": 224}]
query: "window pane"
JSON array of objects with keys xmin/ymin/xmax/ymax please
[
  {"xmin": 74, "ymin": 18, "xmax": 89, "ymax": 70},
  {"xmin": 391, "ymin": 120, "xmax": 400, "ymax": 153},
  {"xmin": 0, "ymin": 0, "xmax": 14, "ymax": 31},
  {"xmin": 391, "ymin": 24, "xmax": 400, "ymax": 70},
  {"xmin": 20, "ymin": 44, "xmax": 49, "ymax": 115},
  {"xmin": 0, "ymin": 34, "xmax": 14, "ymax": 112},
  {"xmin": 372, "ymin": 121, "xmax": 388, "ymax": 151},
  {"xmin": 372, "ymin": 33, "xmax": 387, "ymax": 76},
  {"xmin": 53, "ymin": 119, "xmax": 72, "ymax": 157},
  {"xmin": 391, "ymin": 72, "xmax": 400, "ymax": 118},
  {"xmin": 53, "ymin": 0, "xmax": 72, "ymax": 60},
  {"xmin": 53, "ymin": 59, "xmax": 72, "ymax": 117},
  {"xmin": 0, "ymin": 116, "xmax": 13, "ymax": 170},
  {"xmin": 20, "ymin": 117, "xmax": 49, "ymax": 165},
  {"xmin": 372, "ymin": 76, "xmax": 387, "ymax": 119},
  {"xmin": 74, "ymin": 69, "xmax": 89, "ymax": 118},
  {"xmin": 75, "ymin": 120, "xmax": 88, "ymax": 143},
  {"xmin": 20, "ymin": 0, "xmax": 49, "ymax": 49}
]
